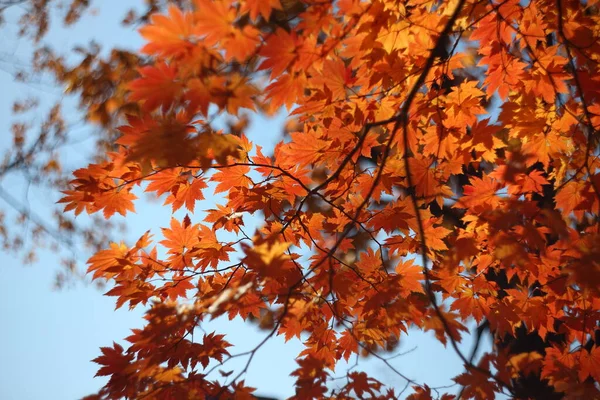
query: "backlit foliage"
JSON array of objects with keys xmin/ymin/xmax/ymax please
[
  {"xmin": 0, "ymin": 0, "xmax": 190, "ymax": 284},
  {"xmin": 56, "ymin": 0, "xmax": 600, "ymax": 398}
]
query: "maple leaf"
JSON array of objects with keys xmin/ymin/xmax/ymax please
[
  {"xmin": 241, "ymin": 0, "xmax": 282, "ymax": 21},
  {"xmin": 224, "ymin": 75, "xmax": 259, "ymax": 114},
  {"xmin": 195, "ymin": 224, "xmax": 233, "ymax": 270},
  {"xmin": 518, "ymin": 170, "xmax": 549, "ymax": 195},
  {"xmin": 58, "ymin": 189, "xmax": 96, "ymax": 216},
  {"xmin": 139, "ymin": 5, "xmax": 195, "ymax": 58},
  {"xmin": 193, "ymin": 0, "xmax": 236, "ymax": 47},
  {"xmin": 265, "ymin": 72, "xmax": 307, "ymax": 112},
  {"xmin": 279, "ymin": 128, "xmax": 332, "ymax": 169},
  {"xmin": 87, "ymin": 242, "xmax": 132, "ymax": 280},
  {"xmin": 204, "ymin": 204, "xmax": 244, "ymax": 233},
  {"xmin": 454, "ymin": 369, "xmax": 498, "ymax": 400},
  {"xmin": 524, "ymin": 47, "xmax": 569, "ymax": 104},
  {"xmin": 165, "ymin": 177, "xmax": 208, "ymax": 213},
  {"xmin": 160, "ymin": 278, "xmax": 195, "ymax": 300},
  {"xmin": 345, "ymin": 372, "xmax": 383, "ymax": 398},
  {"xmin": 579, "ymin": 346, "xmax": 600, "ymax": 383},
  {"xmin": 145, "ymin": 168, "xmax": 186, "ymax": 197},
  {"xmin": 450, "ymin": 289, "xmax": 490, "ymax": 323},
  {"xmin": 185, "ymin": 78, "xmax": 212, "ymax": 116},
  {"xmin": 211, "ymin": 165, "xmax": 251, "ymax": 194},
  {"xmin": 337, "ymin": 329, "xmax": 359, "ymax": 362},
  {"xmin": 444, "ymin": 81, "xmax": 486, "ymax": 129},
  {"xmin": 542, "ymin": 346, "xmax": 576, "ymax": 386},
  {"xmin": 197, "ymin": 131, "xmax": 244, "ymax": 167},
  {"xmin": 96, "ymin": 188, "xmax": 138, "ymax": 219},
  {"xmin": 243, "ymin": 236, "xmax": 291, "ymax": 278},
  {"xmin": 465, "ymin": 119, "xmax": 505, "ymax": 163},
  {"xmin": 457, "ymin": 174, "xmax": 503, "ymax": 210},
  {"xmin": 421, "ymin": 219, "xmax": 452, "ymax": 252},
  {"xmin": 409, "ymin": 156, "xmax": 439, "ymax": 200},
  {"xmin": 312, "ymin": 58, "xmax": 356, "ymax": 101},
  {"xmin": 117, "ymin": 113, "xmax": 201, "ymax": 169},
  {"xmin": 521, "ymin": 130, "xmax": 570, "ymax": 169},
  {"xmin": 470, "ymin": 1, "xmax": 518, "ymax": 45},
  {"xmin": 160, "ymin": 217, "xmax": 200, "ymax": 270},
  {"xmin": 92, "ymin": 342, "xmax": 134, "ymax": 378},
  {"xmin": 127, "ymin": 63, "xmax": 182, "ymax": 112},
  {"xmin": 198, "ymin": 332, "xmax": 232, "ymax": 368},
  {"xmin": 58, "ymin": 161, "xmax": 138, "ymax": 219},
  {"xmin": 223, "ymin": 25, "xmax": 261, "ymax": 62},
  {"xmin": 154, "ymin": 366, "xmax": 184, "ymax": 383},
  {"xmin": 259, "ymin": 28, "xmax": 299, "ymax": 78},
  {"xmin": 407, "ymin": 385, "xmax": 440, "ymax": 400},
  {"xmin": 423, "ymin": 310, "xmax": 468, "ymax": 346},
  {"xmin": 105, "ymin": 280, "xmax": 156, "ymax": 310},
  {"xmin": 480, "ymin": 44, "xmax": 527, "ymax": 99},
  {"xmin": 507, "ymin": 352, "xmax": 543, "ymax": 379},
  {"xmin": 396, "ymin": 259, "xmax": 425, "ymax": 296},
  {"xmin": 369, "ymin": 201, "xmax": 414, "ymax": 235},
  {"xmin": 555, "ymin": 180, "xmax": 588, "ymax": 217}
]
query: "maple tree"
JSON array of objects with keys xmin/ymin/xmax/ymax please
[{"xmin": 46, "ymin": 0, "xmax": 600, "ymax": 398}]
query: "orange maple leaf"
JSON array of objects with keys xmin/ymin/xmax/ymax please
[
  {"xmin": 241, "ymin": 0, "xmax": 282, "ymax": 20},
  {"xmin": 259, "ymin": 28, "xmax": 299, "ymax": 78},
  {"xmin": 139, "ymin": 5, "xmax": 195, "ymax": 58},
  {"xmin": 396, "ymin": 258, "xmax": 425, "ymax": 295},
  {"xmin": 127, "ymin": 63, "xmax": 182, "ymax": 112},
  {"xmin": 92, "ymin": 342, "xmax": 134, "ymax": 378},
  {"xmin": 211, "ymin": 165, "xmax": 251, "ymax": 194}
]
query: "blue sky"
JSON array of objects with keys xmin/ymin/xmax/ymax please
[{"xmin": 0, "ymin": 2, "xmax": 484, "ymax": 399}]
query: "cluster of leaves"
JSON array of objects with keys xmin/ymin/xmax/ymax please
[
  {"xmin": 54, "ymin": 0, "xmax": 600, "ymax": 398},
  {"xmin": 0, "ymin": 0, "xmax": 195, "ymax": 284}
]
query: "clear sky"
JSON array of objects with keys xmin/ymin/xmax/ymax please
[{"xmin": 0, "ymin": 2, "xmax": 486, "ymax": 399}]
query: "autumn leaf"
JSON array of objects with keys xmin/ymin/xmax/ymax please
[
  {"xmin": 444, "ymin": 81, "xmax": 486, "ymax": 129},
  {"xmin": 96, "ymin": 189, "xmax": 138, "ymax": 219},
  {"xmin": 195, "ymin": 224, "xmax": 233, "ymax": 270},
  {"xmin": 454, "ymin": 368, "xmax": 497, "ymax": 400},
  {"xmin": 160, "ymin": 217, "xmax": 201, "ymax": 270},
  {"xmin": 193, "ymin": 0, "xmax": 236, "ymax": 47},
  {"xmin": 87, "ymin": 242, "xmax": 131, "ymax": 280},
  {"xmin": 457, "ymin": 174, "xmax": 503, "ymax": 210},
  {"xmin": 312, "ymin": 58, "xmax": 356, "ymax": 101},
  {"xmin": 204, "ymin": 204, "xmax": 244, "ymax": 233},
  {"xmin": 555, "ymin": 180, "xmax": 589, "ymax": 218},
  {"xmin": 92, "ymin": 342, "xmax": 134, "ymax": 378},
  {"xmin": 279, "ymin": 128, "xmax": 332, "ymax": 169},
  {"xmin": 241, "ymin": 0, "xmax": 282, "ymax": 21},
  {"xmin": 337, "ymin": 329, "xmax": 359, "ymax": 362},
  {"xmin": 450, "ymin": 289, "xmax": 490, "ymax": 323},
  {"xmin": 396, "ymin": 258, "xmax": 425, "ymax": 295},
  {"xmin": 481, "ymin": 48, "xmax": 527, "ymax": 100},
  {"xmin": 265, "ymin": 72, "xmax": 307, "ymax": 111},
  {"xmin": 127, "ymin": 63, "xmax": 182, "ymax": 112},
  {"xmin": 198, "ymin": 332, "xmax": 232, "ymax": 368},
  {"xmin": 579, "ymin": 346, "xmax": 600, "ymax": 383},
  {"xmin": 145, "ymin": 168, "xmax": 186, "ymax": 197},
  {"xmin": 165, "ymin": 177, "xmax": 208, "ymax": 212},
  {"xmin": 344, "ymin": 372, "xmax": 383, "ymax": 398},
  {"xmin": 211, "ymin": 165, "xmax": 251, "ymax": 194},
  {"xmin": 423, "ymin": 310, "xmax": 468, "ymax": 346},
  {"xmin": 139, "ymin": 5, "xmax": 195, "ymax": 58},
  {"xmin": 259, "ymin": 28, "xmax": 299, "ymax": 78}
]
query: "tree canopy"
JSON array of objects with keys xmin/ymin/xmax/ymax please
[{"xmin": 12, "ymin": 0, "xmax": 600, "ymax": 398}]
